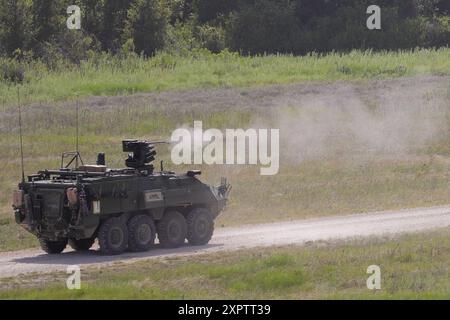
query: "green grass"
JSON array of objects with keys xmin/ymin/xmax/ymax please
[
  {"xmin": 1, "ymin": 48, "xmax": 450, "ymax": 107},
  {"xmin": 1, "ymin": 70, "xmax": 450, "ymax": 251},
  {"xmin": 1, "ymin": 49, "xmax": 449, "ymax": 251},
  {"xmin": 1, "ymin": 229, "xmax": 448, "ymax": 299}
]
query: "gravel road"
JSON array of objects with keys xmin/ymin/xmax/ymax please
[{"xmin": 0, "ymin": 205, "xmax": 449, "ymax": 279}]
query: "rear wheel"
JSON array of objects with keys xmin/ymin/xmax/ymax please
[
  {"xmin": 68, "ymin": 237, "xmax": 95, "ymax": 251},
  {"xmin": 128, "ymin": 215, "xmax": 156, "ymax": 252},
  {"xmin": 98, "ymin": 217, "xmax": 128, "ymax": 255},
  {"xmin": 39, "ymin": 238, "xmax": 68, "ymax": 254},
  {"xmin": 157, "ymin": 211, "xmax": 187, "ymax": 248},
  {"xmin": 186, "ymin": 207, "xmax": 214, "ymax": 246}
]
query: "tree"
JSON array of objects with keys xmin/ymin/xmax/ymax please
[
  {"xmin": 397, "ymin": 0, "xmax": 417, "ymax": 19},
  {"xmin": 31, "ymin": 0, "xmax": 60, "ymax": 44},
  {"xmin": 416, "ymin": 0, "xmax": 441, "ymax": 16},
  {"xmin": 227, "ymin": 0, "xmax": 299, "ymax": 54},
  {"xmin": 436, "ymin": 0, "xmax": 450, "ymax": 14},
  {"xmin": 193, "ymin": 0, "xmax": 240, "ymax": 23},
  {"xmin": 123, "ymin": 0, "xmax": 169, "ymax": 56},
  {"xmin": 0, "ymin": 0, "xmax": 31, "ymax": 55},
  {"xmin": 74, "ymin": 0, "xmax": 105, "ymax": 44},
  {"xmin": 294, "ymin": 0, "xmax": 340, "ymax": 27},
  {"xmin": 101, "ymin": 0, "xmax": 133, "ymax": 51}
]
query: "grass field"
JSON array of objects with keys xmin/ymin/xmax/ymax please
[
  {"xmin": 0, "ymin": 50, "xmax": 449, "ymax": 252},
  {"xmin": 1, "ymin": 48, "xmax": 450, "ymax": 107},
  {"xmin": 1, "ymin": 228, "xmax": 448, "ymax": 299}
]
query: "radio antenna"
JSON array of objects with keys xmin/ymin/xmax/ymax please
[
  {"xmin": 75, "ymin": 99, "xmax": 79, "ymax": 168},
  {"xmin": 17, "ymin": 87, "xmax": 25, "ymax": 183}
]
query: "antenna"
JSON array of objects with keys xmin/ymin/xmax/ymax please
[
  {"xmin": 75, "ymin": 99, "xmax": 79, "ymax": 168},
  {"xmin": 17, "ymin": 87, "xmax": 25, "ymax": 183}
]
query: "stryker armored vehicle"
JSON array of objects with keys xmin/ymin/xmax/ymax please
[{"xmin": 12, "ymin": 140, "xmax": 230, "ymax": 255}]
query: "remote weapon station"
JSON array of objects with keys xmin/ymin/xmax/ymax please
[{"xmin": 12, "ymin": 104, "xmax": 230, "ymax": 255}]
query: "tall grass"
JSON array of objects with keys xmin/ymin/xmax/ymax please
[{"xmin": 1, "ymin": 48, "xmax": 450, "ymax": 107}]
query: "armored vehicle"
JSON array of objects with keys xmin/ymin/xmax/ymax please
[{"xmin": 12, "ymin": 140, "xmax": 230, "ymax": 255}]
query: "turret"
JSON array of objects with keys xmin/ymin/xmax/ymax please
[{"xmin": 122, "ymin": 140, "xmax": 156, "ymax": 173}]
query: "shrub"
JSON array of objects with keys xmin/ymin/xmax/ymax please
[
  {"xmin": 197, "ymin": 24, "xmax": 226, "ymax": 53},
  {"xmin": 39, "ymin": 30, "xmax": 100, "ymax": 68},
  {"xmin": 0, "ymin": 58, "xmax": 25, "ymax": 84},
  {"xmin": 165, "ymin": 19, "xmax": 200, "ymax": 54}
]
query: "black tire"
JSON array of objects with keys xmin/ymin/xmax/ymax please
[
  {"xmin": 128, "ymin": 215, "xmax": 156, "ymax": 252},
  {"xmin": 98, "ymin": 217, "xmax": 128, "ymax": 255},
  {"xmin": 186, "ymin": 207, "xmax": 214, "ymax": 246},
  {"xmin": 157, "ymin": 211, "xmax": 187, "ymax": 248},
  {"xmin": 68, "ymin": 237, "xmax": 95, "ymax": 251},
  {"xmin": 39, "ymin": 238, "xmax": 68, "ymax": 254}
]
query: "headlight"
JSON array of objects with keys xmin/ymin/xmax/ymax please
[
  {"xmin": 12, "ymin": 190, "xmax": 24, "ymax": 208},
  {"xmin": 66, "ymin": 188, "xmax": 78, "ymax": 206}
]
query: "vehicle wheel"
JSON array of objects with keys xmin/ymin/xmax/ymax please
[
  {"xmin": 68, "ymin": 237, "xmax": 95, "ymax": 251},
  {"xmin": 157, "ymin": 211, "xmax": 187, "ymax": 248},
  {"xmin": 186, "ymin": 207, "xmax": 214, "ymax": 246},
  {"xmin": 98, "ymin": 217, "xmax": 128, "ymax": 255},
  {"xmin": 39, "ymin": 238, "xmax": 68, "ymax": 254},
  {"xmin": 128, "ymin": 215, "xmax": 156, "ymax": 252}
]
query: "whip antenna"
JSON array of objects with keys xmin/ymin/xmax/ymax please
[
  {"xmin": 76, "ymin": 99, "xmax": 79, "ymax": 168},
  {"xmin": 17, "ymin": 87, "xmax": 25, "ymax": 183}
]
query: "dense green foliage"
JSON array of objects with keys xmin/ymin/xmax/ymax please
[{"xmin": 0, "ymin": 0, "xmax": 448, "ymax": 63}]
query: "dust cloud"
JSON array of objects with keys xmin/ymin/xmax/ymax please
[{"xmin": 273, "ymin": 78, "xmax": 450, "ymax": 163}]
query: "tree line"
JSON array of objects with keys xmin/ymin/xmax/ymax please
[{"xmin": 0, "ymin": 0, "xmax": 449, "ymax": 62}]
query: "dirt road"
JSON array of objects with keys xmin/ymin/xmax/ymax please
[{"xmin": 0, "ymin": 205, "xmax": 449, "ymax": 279}]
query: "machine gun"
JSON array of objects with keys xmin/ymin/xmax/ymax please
[{"xmin": 123, "ymin": 140, "xmax": 168, "ymax": 173}]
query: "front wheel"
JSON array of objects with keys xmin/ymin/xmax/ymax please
[
  {"xmin": 186, "ymin": 208, "xmax": 214, "ymax": 246},
  {"xmin": 69, "ymin": 237, "xmax": 95, "ymax": 251},
  {"xmin": 98, "ymin": 217, "xmax": 128, "ymax": 255},
  {"xmin": 39, "ymin": 238, "xmax": 68, "ymax": 254},
  {"xmin": 157, "ymin": 211, "xmax": 187, "ymax": 248}
]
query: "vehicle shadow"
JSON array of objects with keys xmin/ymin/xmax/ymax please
[{"xmin": 13, "ymin": 243, "xmax": 224, "ymax": 266}]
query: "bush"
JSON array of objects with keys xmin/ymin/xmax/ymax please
[
  {"xmin": 0, "ymin": 58, "xmax": 25, "ymax": 84},
  {"xmin": 39, "ymin": 30, "xmax": 100, "ymax": 68},
  {"xmin": 420, "ymin": 16, "xmax": 450, "ymax": 47},
  {"xmin": 197, "ymin": 24, "xmax": 226, "ymax": 53},
  {"xmin": 165, "ymin": 19, "xmax": 200, "ymax": 54},
  {"xmin": 165, "ymin": 16, "xmax": 225, "ymax": 55}
]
